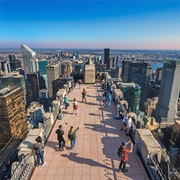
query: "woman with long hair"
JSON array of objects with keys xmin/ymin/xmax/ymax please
[{"xmin": 68, "ymin": 125, "xmax": 80, "ymax": 149}]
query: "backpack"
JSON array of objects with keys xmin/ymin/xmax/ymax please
[{"xmin": 117, "ymin": 146, "xmax": 124, "ymax": 158}]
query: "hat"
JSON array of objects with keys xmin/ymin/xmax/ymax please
[{"xmin": 122, "ymin": 141, "xmax": 127, "ymax": 146}]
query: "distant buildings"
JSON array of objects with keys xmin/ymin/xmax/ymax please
[
  {"xmin": 154, "ymin": 59, "xmax": 180, "ymax": 124},
  {"xmin": 0, "ymin": 87, "xmax": 28, "ymax": 149}
]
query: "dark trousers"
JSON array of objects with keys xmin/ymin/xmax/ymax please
[
  {"xmin": 119, "ymin": 160, "xmax": 126, "ymax": 170},
  {"xmin": 58, "ymin": 140, "xmax": 65, "ymax": 149}
]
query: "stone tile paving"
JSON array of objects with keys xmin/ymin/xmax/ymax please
[{"xmin": 31, "ymin": 83, "xmax": 149, "ymax": 180}]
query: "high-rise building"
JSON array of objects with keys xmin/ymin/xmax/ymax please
[
  {"xmin": 155, "ymin": 67, "xmax": 163, "ymax": 85},
  {"xmin": 109, "ymin": 57, "xmax": 114, "ymax": 69},
  {"xmin": 27, "ymin": 73, "xmax": 40, "ymax": 103},
  {"xmin": 144, "ymin": 97, "xmax": 158, "ymax": 117},
  {"xmin": 0, "ymin": 72, "xmax": 27, "ymax": 105},
  {"xmin": 21, "ymin": 44, "xmax": 36, "ymax": 75},
  {"xmin": 119, "ymin": 82, "xmax": 141, "ymax": 114},
  {"xmin": 1, "ymin": 60, "xmax": 11, "ymax": 74},
  {"xmin": 122, "ymin": 61, "xmax": 151, "ymax": 110},
  {"xmin": 9, "ymin": 54, "xmax": 22, "ymax": 72},
  {"xmin": 154, "ymin": 59, "xmax": 180, "ymax": 124},
  {"xmin": 38, "ymin": 60, "xmax": 48, "ymax": 75},
  {"xmin": 104, "ymin": 48, "xmax": 110, "ymax": 67},
  {"xmin": 0, "ymin": 86, "xmax": 28, "ymax": 149},
  {"xmin": 46, "ymin": 63, "xmax": 60, "ymax": 98}
]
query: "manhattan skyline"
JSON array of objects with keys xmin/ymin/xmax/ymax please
[{"xmin": 0, "ymin": 0, "xmax": 180, "ymax": 50}]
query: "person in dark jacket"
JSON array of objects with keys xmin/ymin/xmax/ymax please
[
  {"xmin": 33, "ymin": 136, "xmax": 46, "ymax": 167},
  {"xmin": 56, "ymin": 125, "xmax": 66, "ymax": 150},
  {"xmin": 68, "ymin": 125, "xmax": 80, "ymax": 149}
]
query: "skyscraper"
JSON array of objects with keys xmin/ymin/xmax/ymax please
[
  {"xmin": 154, "ymin": 59, "xmax": 180, "ymax": 124},
  {"xmin": 21, "ymin": 44, "xmax": 36, "ymax": 75},
  {"xmin": 0, "ymin": 86, "xmax": 28, "ymax": 149},
  {"xmin": 122, "ymin": 61, "xmax": 151, "ymax": 110},
  {"xmin": 46, "ymin": 63, "xmax": 60, "ymax": 98},
  {"xmin": 27, "ymin": 73, "xmax": 40, "ymax": 103},
  {"xmin": 0, "ymin": 72, "xmax": 27, "ymax": 105},
  {"xmin": 104, "ymin": 48, "xmax": 110, "ymax": 67},
  {"xmin": 119, "ymin": 82, "xmax": 141, "ymax": 114}
]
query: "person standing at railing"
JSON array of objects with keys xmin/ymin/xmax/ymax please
[{"xmin": 33, "ymin": 136, "xmax": 46, "ymax": 167}]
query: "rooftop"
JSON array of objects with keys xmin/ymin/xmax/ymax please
[{"xmin": 31, "ymin": 83, "xmax": 149, "ymax": 180}]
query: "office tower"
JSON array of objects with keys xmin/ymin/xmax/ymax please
[
  {"xmin": 154, "ymin": 59, "xmax": 180, "ymax": 123},
  {"xmin": 104, "ymin": 48, "xmax": 110, "ymax": 67},
  {"xmin": 109, "ymin": 57, "xmax": 114, "ymax": 69},
  {"xmin": 27, "ymin": 73, "xmax": 40, "ymax": 103},
  {"xmin": 46, "ymin": 63, "xmax": 60, "ymax": 98},
  {"xmin": 61, "ymin": 63, "xmax": 67, "ymax": 76},
  {"xmin": 1, "ymin": 60, "xmax": 11, "ymax": 74},
  {"xmin": 0, "ymin": 86, "xmax": 28, "ymax": 149},
  {"xmin": 30, "ymin": 58, "xmax": 39, "ymax": 72},
  {"xmin": 21, "ymin": 44, "xmax": 36, "ymax": 75},
  {"xmin": 119, "ymin": 82, "xmax": 141, "ymax": 114},
  {"xmin": 0, "ymin": 72, "xmax": 27, "ymax": 105},
  {"xmin": 155, "ymin": 68, "xmax": 163, "ymax": 85},
  {"xmin": 144, "ymin": 97, "xmax": 158, "ymax": 117},
  {"xmin": 9, "ymin": 54, "xmax": 21, "ymax": 72},
  {"xmin": 8, "ymin": 54, "xmax": 17, "ymax": 61},
  {"xmin": 122, "ymin": 61, "xmax": 151, "ymax": 110},
  {"xmin": 76, "ymin": 51, "xmax": 79, "ymax": 59},
  {"xmin": 38, "ymin": 60, "xmax": 48, "ymax": 89},
  {"xmin": 117, "ymin": 66, "xmax": 121, "ymax": 79}
]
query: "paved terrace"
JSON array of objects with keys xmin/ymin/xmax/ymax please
[{"xmin": 31, "ymin": 83, "xmax": 149, "ymax": 180}]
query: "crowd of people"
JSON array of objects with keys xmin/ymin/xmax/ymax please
[{"xmin": 33, "ymin": 78, "xmax": 134, "ymax": 174}]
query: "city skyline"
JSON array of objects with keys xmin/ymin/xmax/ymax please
[{"xmin": 0, "ymin": 0, "xmax": 180, "ymax": 50}]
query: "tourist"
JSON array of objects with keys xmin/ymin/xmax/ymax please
[
  {"xmin": 82, "ymin": 88, "xmax": 87, "ymax": 103},
  {"xmin": 64, "ymin": 95, "xmax": 69, "ymax": 109},
  {"xmin": 56, "ymin": 125, "xmax": 66, "ymax": 151},
  {"xmin": 121, "ymin": 111, "xmax": 129, "ymax": 131},
  {"xmin": 33, "ymin": 136, "xmax": 46, "ymax": 167},
  {"xmin": 72, "ymin": 98, "xmax": 78, "ymax": 115},
  {"xmin": 118, "ymin": 140, "xmax": 133, "ymax": 172},
  {"xmin": 68, "ymin": 125, "xmax": 81, "ymax": 149}
]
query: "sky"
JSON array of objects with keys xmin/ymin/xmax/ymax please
[{"xmin": 0, "ymin": 0, "xmax": 180, "ymax": 50}]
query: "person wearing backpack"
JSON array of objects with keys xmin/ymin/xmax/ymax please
[
  {"xmin": 117, "ymin": 140, "xmax": 133, "ymax": 172},
  {"xmin": 68, "ymin": 125, "xmax": 80, "ymax": 149},
  {"xmin": 82, "ymin": 88, "xmax": 87, "ymax": 103},
  {"xmin": 56, "ymin": 125, "xmax": 66, "ymax": 151}
]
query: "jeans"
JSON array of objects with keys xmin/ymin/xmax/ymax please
[
  {"xmin": 37, "ymin": 150, "xmax": 44, "ymax": 166},
  {"xmin": 71, "ymin": 139, "xmax": 76, "ymax": 148},
  {"xmin": 119, "ymin": 160, "xmax": 126, "ymax": 170},
  {"xmin": 58, "ymin": 140, "xmax": 65, "ymax": 149}
]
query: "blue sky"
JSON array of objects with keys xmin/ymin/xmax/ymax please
[{"xmin": 0, "ymin": 0, "xmax": 180, "ymax": 49}]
